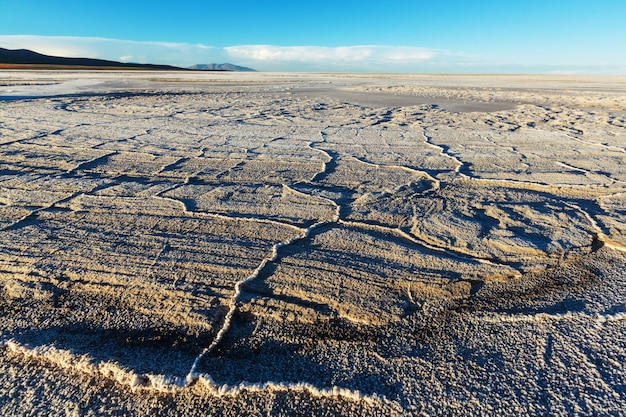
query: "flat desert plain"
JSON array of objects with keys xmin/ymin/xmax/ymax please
[{"xmin": 0, "ymin": 71, "xmax": 625, "ymax": 416}]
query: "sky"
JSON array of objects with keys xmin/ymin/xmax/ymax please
[{"xmin": 1, "ymin": 0, "xmax": 625, "ymax": 73}]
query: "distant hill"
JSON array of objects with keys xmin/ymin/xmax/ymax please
[
  {"xmin": 0, "ymin": 47, "xmax": 185, "ymax": 70},
  {"xmin": 189, "ymin": 63, "xmax": 256, "ymax": 72}
]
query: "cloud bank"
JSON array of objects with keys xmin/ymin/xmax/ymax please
[
  {"xmin": 1, "ymin": 35, "xmax": 621, "ymax": 73},
  {"xmin": 0, "ymin": 35, "xmax": 450, "ymax": 72},
  {"xmin": 224, "ymin": 45, "xmax": 437, "ymax": 66}
]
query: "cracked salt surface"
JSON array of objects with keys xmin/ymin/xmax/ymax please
[{"xmin": 1, "ymin": 71, "xmax": 626, "ymax": 416}]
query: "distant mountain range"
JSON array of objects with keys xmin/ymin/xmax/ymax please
[
  {"xmin": 0, "ymin": 47, "xmax": 256, "ymax": 71},
  {"xmin": 188, "ymin": 63, "xmax": 256, "ymax": 72}
]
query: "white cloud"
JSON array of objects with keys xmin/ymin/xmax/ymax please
[
  {"xmin": 9, "ymin": 34, "xmax": 618, "ymax": 73},
  {"xmin": 224, "ymin": 45, "xmax": 438, "ymax": 64},
  {"xmin": 0, "ymin": 35, "xmax": 452, "ymax": 71}
]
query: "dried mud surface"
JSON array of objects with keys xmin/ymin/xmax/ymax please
[{"xmin": 1, "ymin": 72, "xmax": 625, "ymax": 416}]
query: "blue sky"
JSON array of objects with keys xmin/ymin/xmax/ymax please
[{"xmin": 1, "ymin": 0, "xmax": 625, "ymax": 73}]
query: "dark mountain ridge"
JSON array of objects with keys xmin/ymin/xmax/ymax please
[{"xmin": 0, "ymin": 47, "xmax": 184, "ymax": 70}]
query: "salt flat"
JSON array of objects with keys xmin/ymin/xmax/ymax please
[{"xmin": 0, "ymin": 71, "xmax": 625, "ymax": 416}]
